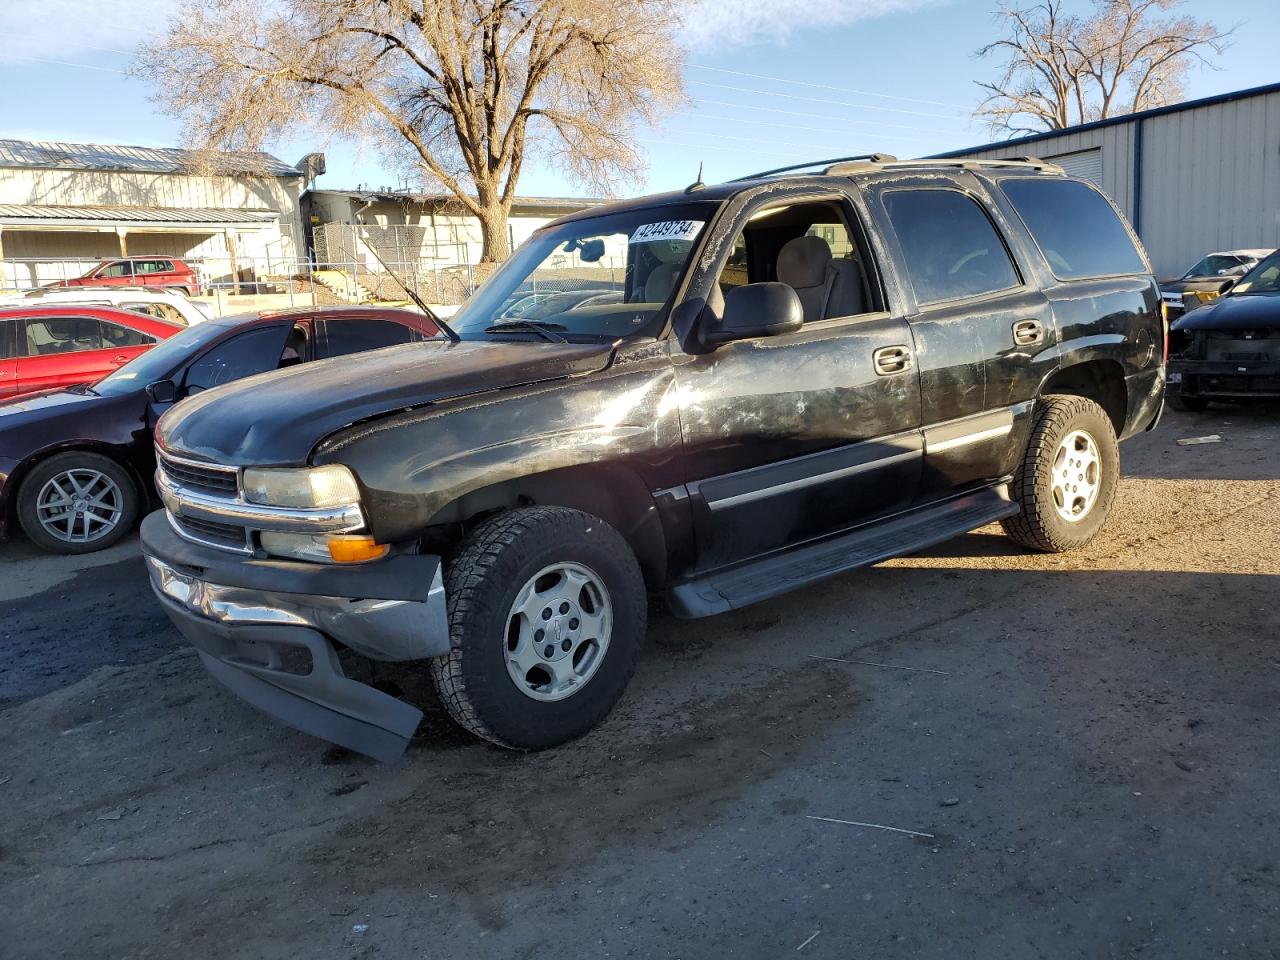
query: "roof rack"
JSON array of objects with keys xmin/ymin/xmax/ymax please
[
  {"xmin": 732, "ymin": 154, "xmax": 1064, "ymax": 182},
  {"xmin": 730, "ymin": 154, "xmax": 899, "ymax": 182}
]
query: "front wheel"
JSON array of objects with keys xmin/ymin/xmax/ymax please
[
  {"xmin": 1001, "ymin": 395, "xmax": 1120, "ymax": 553},
  {"xmin": 430, "ymin": 507, "xmax": 646, "ymax": 749},
  {"xmin": 16, "ymin": 452, "xmax": 140, "ymax": 554}
]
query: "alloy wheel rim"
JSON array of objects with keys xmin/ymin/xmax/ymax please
[
  {"xmin": 36, "ymin": 469, "xmax": 124, "ymax": 543},
  {"xmin": 1051, "ymin": 430, "xmax": 1101, "ymax": 523},
  {"xmin": 503, "ymin": 561, "xmax": 612, "ymax": 702}
]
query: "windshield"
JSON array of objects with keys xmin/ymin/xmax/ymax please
[
  {"xmin": 1228, "ymin": 250, "xmax": 1280, "ymax": 296},
  {"xmin": 91, "ymin": 320, "xmax": 234, "ymax": 396},
  {"xmin": 449, "ymin": 203, "xmax": 716, "ymax": 341},
  {"xmin": 1183, "ymin": 254, "xmax": 1247, "ymax": 278}
]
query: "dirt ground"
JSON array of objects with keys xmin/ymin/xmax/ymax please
[{"xmin": 1, "ymin": 406, "xmax": 1277, "ymax": 959}]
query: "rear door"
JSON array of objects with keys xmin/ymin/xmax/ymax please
[
  {"xmin": 0, "ymin": 318, "xmax": 17, "ymax": 398},
  {"xmin": 315, "ymin": 315, "xmax": 426, "ymax": 359},
  {"xmin": 862, "ymin": 173, "xmax": 1056, "ymax": 499}
]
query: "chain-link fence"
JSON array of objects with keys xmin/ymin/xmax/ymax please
[{"xmin": 1, "ymin": 248, "xmax": 478, "ymax": 318}]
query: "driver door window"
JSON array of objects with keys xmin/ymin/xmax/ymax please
[
  {"xmin": 97, "ymin": 261, "xmax": 133, "ymax": 279},
  {"xmin": 183, "ymin": 325, "xmax": 289, "ymax": 393}
]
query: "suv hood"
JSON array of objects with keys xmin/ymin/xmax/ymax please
[
  {"xmin": 156, "ymin": 338, "xmax": 615, "ymax": 466},
  {"xmin": 1173, "ymin": 293, "xmax": 1280, "ymax": 332}
]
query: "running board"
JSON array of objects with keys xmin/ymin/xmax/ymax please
[{"xmin": 667, "ymin": 485, "xmax": 1017, "ymax": 619}]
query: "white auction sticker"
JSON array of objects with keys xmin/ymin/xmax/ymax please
[{"xmin": 629, "ymin": 220, "xmax": 703, "ymax": 244}]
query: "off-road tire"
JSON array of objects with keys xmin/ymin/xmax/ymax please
[
  {"xmin": 429, "ymin": 506, "xmax": 646, "ymax": 749},
  {"xmin": 1166, "ymin": 392, "xmax": 1209, "ymax": 413},
  {"xmin": 17, "ymin": 451, "xmax": 140, "ymax": 555},
  {"xmin": 1001, "ymin": 395, "xmax": 1119, "ymax": 553}
]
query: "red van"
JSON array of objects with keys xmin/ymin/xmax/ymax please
[
  {"xmin": 50, "ymin": 257, "xmax": 202, "ymax": 296},
  {"xmin": 0, "ymin": 305, "xmax": 181, "ymax": 399}
]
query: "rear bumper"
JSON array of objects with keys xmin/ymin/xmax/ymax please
[
  {"xmin": 1121, "ymin": 367, "xmax": 1166, "ymax": 440},
  {"xmin": 140, "ymin": 510, "xmax": 449, "ymax": 760}
]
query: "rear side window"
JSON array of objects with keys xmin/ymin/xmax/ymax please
[
  {"xmin": 0, "ymin": 319, "xmax": 14, "ymax": 359},
  {"xmin": 23, "ymin": 316, "xmax": 105, "ymax": 356},
  {"xmin": 318, "ymin": 318, "xmax": 421, "ymax": 359},
  {"xmin": 1000, "ymin": 178, "xmax": 1147, "ymax": 280},
  {"xmin": 883, "ymin": 189, "xmax": 1020, "ymax": 305}
]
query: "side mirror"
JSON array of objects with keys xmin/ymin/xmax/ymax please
[
  {"xmin": 1218, "ymin": 278, "xmax": 1238, "ymax": 295},
  {"xmin": 145, "ymin": 379, "xmax": 177, "ymax": 404},
  {"xmin": 702, "ymin": 282, "xmax": 803, "ymax": 346}
]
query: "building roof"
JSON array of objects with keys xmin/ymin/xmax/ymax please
[
  {"xmin": 933, "ymin": 80, "xmax": 1280, "ymax": 158},
  {"xmin": 0, "ymin": 204, "xmax": 280, "ymax": 229},
  {"xmin": 0, "ymin": 139, "xmax": 301, "ymax": 177},
  {"xmin": 306, "ymin": 188, "xmax": 607, "ymax": 212}
]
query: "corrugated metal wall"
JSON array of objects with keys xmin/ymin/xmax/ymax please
[{"xmin": 940, "ymin": 89, "xmax": 1280, "ymax": 277}]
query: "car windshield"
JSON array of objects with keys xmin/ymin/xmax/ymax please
[
  {"xmin": 90, "ymin": 320, "xmax": 235, "ymax": 396},
  {"xmin": 1183, "ymin": 254, "xmax": 1246, "ymax": 278},
  {"xmin": 449, "ymin": 203, "xmax": 715, "ymax": 341},
  {"xmin": 1228, "ymin": 251, "xmax": 1280, "ymax": 296}
]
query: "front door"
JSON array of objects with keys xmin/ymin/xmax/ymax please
[{"xmin": 672, "ymin": 187, "xmax": 923, "ymax": 571}]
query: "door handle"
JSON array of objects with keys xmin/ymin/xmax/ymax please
[
  {"xmin": 873, "ymin": 345, "xmax": 913, "ymax": 376},
  {"xmin": 1012, "ymin": 319, "xmax": 1045, "ymax": 346}
]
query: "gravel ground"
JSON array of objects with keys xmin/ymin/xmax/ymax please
[{"xmin": 1, "ymin": 406, "xmax": 1277, "ymax": 959}]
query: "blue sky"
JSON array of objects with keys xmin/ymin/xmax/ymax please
[{"xmin": 0, "ymin": 0, "xmax": 1274, "ymax": 198}]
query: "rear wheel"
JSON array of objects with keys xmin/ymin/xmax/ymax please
[
  {"xmin": 1001, "ymin": 395, "xmax": 1119, "ymax": 553},
  {"xmin": 1166, "ymin": 392, "xmax": 1209, "ymax": 413},
  {"xmin": 430, "ymin": 507, "xmax": 646, "ymax": 749},
  {"xmin": 17, "ymin": 452, "xmax": 139, "ymax": 554}
]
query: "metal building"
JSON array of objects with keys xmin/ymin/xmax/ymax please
[
  {"xmin": 935, "ymin": 82, "xmax": 1280, "ymax": 278},
  {"xmin": 0, "ymin": 140, "xmax": 306, "ymax": 290}
]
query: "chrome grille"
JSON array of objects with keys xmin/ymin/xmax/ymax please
[
  {"xmin": 159, "ymin": 453, "xmax": 238, "ymax": 497},
  {"xmin": 173, "ymin": 514, "xmax": 251, "ymax": 552}
]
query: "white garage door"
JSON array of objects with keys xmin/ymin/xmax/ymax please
[{"xmin": 1046, "ymin": 148, "xmax": 1103, "ymax": 186}]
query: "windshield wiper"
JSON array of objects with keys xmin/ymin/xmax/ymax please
[{"xmin": 483, "ymin": 319, "xmax": 568, "ymax": 343}]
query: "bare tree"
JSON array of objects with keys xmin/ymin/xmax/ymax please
[
  {"xmin": 136, "ymin": 0, "xmax": 686, "ymax": 261},
  {"xmin": 974, "ymin": 0, "xmax": 1232, "ymax": 136}
]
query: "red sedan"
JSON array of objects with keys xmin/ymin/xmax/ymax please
[
  {"xmin": 0, "ymin": 304, "xmax": 182, "ymax": 400},
  {"xmin": 49, "ymin": 257, "xmax": 202, "ymax": 296}
]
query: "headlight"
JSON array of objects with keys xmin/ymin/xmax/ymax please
[{"xmin": 241, "ymin": 465, "xmax": 361, "ymax": 508}]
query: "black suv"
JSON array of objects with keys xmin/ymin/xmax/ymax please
[{"xmin": 140, "ymin": 156, "xmax": 1165, "ymax": 760}]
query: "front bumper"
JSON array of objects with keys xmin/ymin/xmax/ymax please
[
  {"xmin": 1167, "ymin": 360, "xmax": 1280, "ymax": 400},
  {"xmin": 140, "ymin": 510, "xmax": 450, "ymax": 760}
]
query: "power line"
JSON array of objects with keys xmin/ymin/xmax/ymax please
[
  {"xmin": 692, "ymin": 99, "xmax": 970, "ymax": 138},
  {"xmin": 689, "ymin": 64, "xmax": 966, "ymax": 110},
  {"xmin": 693, "ymin": 97, "xmax": 973, "ymax": 138},
  {"xmin": 7, "ymin": 34, "xmax": 135, "ymax": 57},
  {"xmin": 688, "ymin": 79, "xmax": 960, "ymax": 121},
  {"xmin": 685, "ymin": 114, "xmax": 956, "ymax": 148},
  {"xmin": 637, "ymin": 136, "xmax": 811, "ymax": 160},
  {"xmin": 5, "ymin": 56, "xmax": 126, "ymax": 74}
]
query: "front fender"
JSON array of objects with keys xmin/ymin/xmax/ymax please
[{"xmin": 312, "ymin": 343, "xmax": 685, "ymax": 545}]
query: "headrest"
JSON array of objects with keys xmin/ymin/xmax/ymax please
[{"xmin": 777, "ymin": 235, "xmax": 833, "ymax": 289}]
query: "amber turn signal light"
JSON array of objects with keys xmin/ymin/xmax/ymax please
[{"xmin": 326, "ymin": 536, "xmax": 390, "ymax": 564}]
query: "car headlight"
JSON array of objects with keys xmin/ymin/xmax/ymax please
[{"xmin": 241, "ymin": 465, "xmax": 361, "ymax": 508}]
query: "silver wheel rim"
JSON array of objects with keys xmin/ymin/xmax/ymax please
[
  {"xmin": 35, "ymin": 468, "xmax": 124, "ymax": 544},
  {"xmin": 503, "ymin": 561, "xmax": 612, "ymax": 702},
  {"xmin": 1051, "ymin": 429, "xmax": 1101, "ymax": 523}
]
